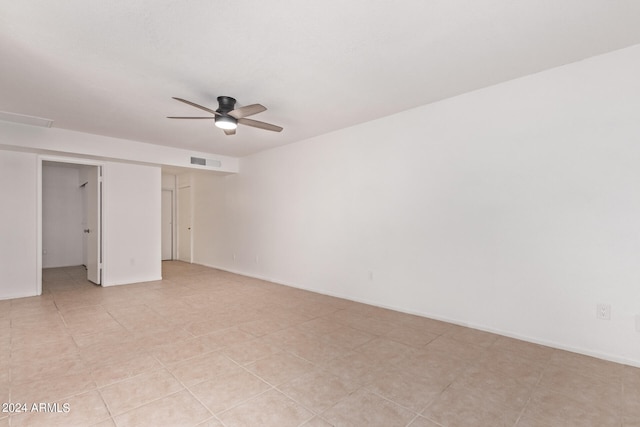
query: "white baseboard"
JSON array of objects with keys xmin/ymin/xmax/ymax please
[{"xmin": 195, "ymin": 262, "xmax": 640, "ymax": 369}]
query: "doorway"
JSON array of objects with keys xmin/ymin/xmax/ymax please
[{"xmin": 40, "ymin": 159, "xmax": 103, "ymax": 290}]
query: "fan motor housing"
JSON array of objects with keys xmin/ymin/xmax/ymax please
[{"xmin": 216, "ymin": 96, "xmax": 237, "ymax": 113}]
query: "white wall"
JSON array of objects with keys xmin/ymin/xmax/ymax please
[
  {"xmin": 0, "ymin": 151, "xmax": 162, "ymax": 298},
  {"xmin": 42, "ymin": 163, "xmax": 84, "ymax": 268},
  {"xmin": 0, "ymin": 151, "xmax": 38, "ymax": 299},
  {"xmin": 102, "ymin": 161, "xmax": 162, "ymax": 286},
  {"xmin": 162, "ymin": 173, "xmax": 176, "ymax": 191},
  {"xmin": 0, "ymin": 122, "xmax": 238, "ymax": 174},
  {"xmin": 192, "ymin": 44, "xmax": 640, "ymax": 366}
]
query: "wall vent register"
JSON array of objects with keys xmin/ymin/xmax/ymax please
[{"xmin": 190, "ymin": 157, "xmax": 222, "ymax": 168}]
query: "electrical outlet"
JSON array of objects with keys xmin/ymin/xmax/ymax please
[{"xmin": 596, "ymin": 303, "xmax": 611, "ymax": 320}]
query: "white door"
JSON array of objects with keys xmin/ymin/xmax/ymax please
[
  {"xmin": 161, "ymin": 190, "xmax": 173, "ymax": 260},
  {"xmin": 86, "ymin": 166, "xmax": 102, "ymax": 284},
  {"xmin": 177, "ymin": 186, "xmax": 192, "ymax": 263},
  {"xmin": 81, "ymin": 183, "xmax": 88, "ymax": 268}
]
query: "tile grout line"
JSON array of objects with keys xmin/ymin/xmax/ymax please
[{"xmin": 164, "ymin": 368, "xmax": 225, "ymax": 427}]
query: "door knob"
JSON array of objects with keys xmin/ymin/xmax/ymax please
[{"xmin": 84, "ymin": 229, "xmax": 90, "ymax": 233}]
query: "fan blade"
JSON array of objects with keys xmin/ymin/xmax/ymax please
[
  {"xmin": 224, "ymin": 128, "xmax": 236, "ymax": 136},
  {"xmin": 167, "ymin": 116, "xmax": 215, "ymax": 119},
  {"xmin": 228, "ymin": 104, "xmax": 266, "ymax": 119},
  {"xmin": 172, "ymin": 97, "xmax": 219, "ymax": 115},
  {"xmin": 238, "ymin": 118, "xmax": 283, "ymax": 132}
]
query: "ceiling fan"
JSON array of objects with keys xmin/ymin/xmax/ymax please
[{"xmin": 167, "ymin": 96, "xmax": 283, "ymax": 136}]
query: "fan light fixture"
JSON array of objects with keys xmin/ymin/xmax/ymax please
[
  {"xmin": 215, "ymin": 115, "xmax": 237, "ymax": 130},
  {"xmin": 168, "ymin": 96, "xmax": 283, "ymax": 135}
]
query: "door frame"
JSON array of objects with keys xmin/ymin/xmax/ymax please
[{"xmin": 37, "ymin": 155, "xmax": 106, "ymax": 295}]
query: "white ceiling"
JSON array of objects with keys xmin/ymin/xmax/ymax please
[{"xmin": 2, "ymin": 1, "xmax": 640, "ymax": 158}]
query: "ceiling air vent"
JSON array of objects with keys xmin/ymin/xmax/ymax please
[{"xmin": 190, "ymin": 157, "xmax": 222, "ymax": 168}]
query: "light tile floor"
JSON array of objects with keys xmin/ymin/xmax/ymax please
[{"xmin": 1, "ymin": 261, "xmax": 639, "ymax": 426}]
